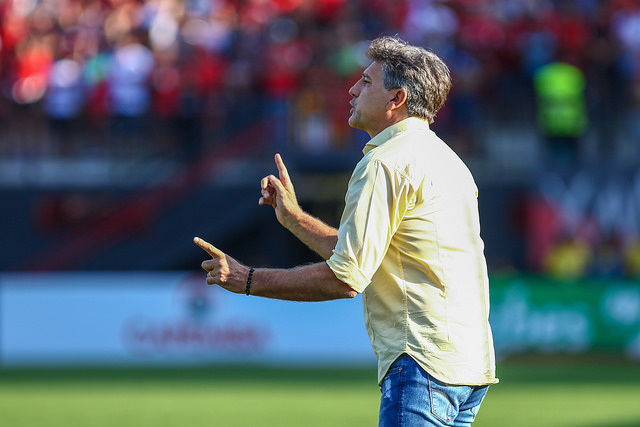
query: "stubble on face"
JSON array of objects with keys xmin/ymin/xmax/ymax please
[{"xmin": 347, "ymin": 62, "xmax": 393, "ymax": 138}]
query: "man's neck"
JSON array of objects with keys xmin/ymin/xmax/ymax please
[{"xmin": 366, "ymin": 113, "xmax": 411, "ymax": 138}]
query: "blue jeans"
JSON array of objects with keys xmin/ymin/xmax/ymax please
[{"xmin": 379, "ymin": 354, "xmax": 489, "ymax": 426}]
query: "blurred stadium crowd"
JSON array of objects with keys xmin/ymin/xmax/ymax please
[
  {"xmin": 0, "ymin": 0, "xmax": 638, "ymax": 158},
  {"xmin": 1, "ymin": 0, "xmax": 640, "ymax": 278}
]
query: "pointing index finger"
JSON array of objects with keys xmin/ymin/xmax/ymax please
[
  {"xmin": 274, "ymin": 153, "xmax": 291, "ymax": 187},
  {"xmin": 193, "ymin": 237, "xmax": 225, "ymax": 258}
]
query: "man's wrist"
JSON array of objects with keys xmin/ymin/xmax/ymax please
[
  {"xmin": 245, "ymin": 267, "xmax": 255, "ymax": 296},
  {"xmin": 282, "ymin": 208, "xmax": 305, "ymax": 231}
]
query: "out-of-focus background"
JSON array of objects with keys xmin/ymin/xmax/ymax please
[{"xmin": 1, "ymin": 0, "xmax": 640, "ymax": 425}]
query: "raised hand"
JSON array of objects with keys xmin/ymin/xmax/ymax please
[{"xmin": 259, "ymin": 153, "xmax": 302, "ymax": 229}]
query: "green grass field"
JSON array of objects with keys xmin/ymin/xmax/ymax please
[{"xmin": 1, "ymin": 359, "xmax": 640, "ymax": 427}]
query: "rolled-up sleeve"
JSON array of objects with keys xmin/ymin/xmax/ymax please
[{"xmin": 327, "ymin": 158, "xmax": 411, "ymax": 293}]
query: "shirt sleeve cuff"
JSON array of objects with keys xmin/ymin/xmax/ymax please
[{"xmin": 326, "ymin": 255, "xmax": 371, "ymax": 293}]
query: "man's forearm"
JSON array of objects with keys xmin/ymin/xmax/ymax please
[
  {"xmin": 250, "ymin": 262, "xmax": 356, "ymax": 301},
  {"xmin": 284, "ymin": 211, "xmax": 338, "ymax": 260}
]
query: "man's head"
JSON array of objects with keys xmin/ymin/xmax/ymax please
[{"xmin": 348, "ymin": 36, "xmax": 452, "ymax": 137}]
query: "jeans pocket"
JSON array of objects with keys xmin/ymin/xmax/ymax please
[
  {"xmin": 429, "ymin": 388, "xmax": 456, "ymax": 425},
  {"xmin": 428, "ymin": 377, "xmax": 471, "ymax": 425}
]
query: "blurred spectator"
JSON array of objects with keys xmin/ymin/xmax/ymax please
[
  {"xmin": 291, "ymin": 71, "xmax": 331, "ymax": 153},
  {"xmin": 534, "ymin": 61, "xmax": 587, "ymax": 169},
  {"xmin": 404, "ymin": 0, "xmax": 458, "ymax": 52},
  {"xmin": 44, "ymin": 54, "xmax": 84, "ymax": 156},
  {"xmin": 108, "ymin": 37, "xmax": 154, "ymax": 117},
  {"xmin": 106, "ymin": 30, "xmax": 155, "ymax": 157},
  {"xmin": 611, "ymin": 0, "xmax": 640, "ymax": 79},
  {"xmin": 543, "ymin": 233, "xmax": 592, "ymax": 281}
]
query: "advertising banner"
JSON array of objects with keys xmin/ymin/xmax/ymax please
[
  {"xmin": 2, "ymin": 272, "xmax": 640, "ymax": 367},
  {"xmin": 0, "ymin": 272, "xmax": 375, "ymax": 367},
  {"xmin": 490, "ymin": 274, "xmax": 640, "ymax": 359}
]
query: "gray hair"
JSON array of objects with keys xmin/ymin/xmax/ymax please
[{"xmin": 366, "ymin": 36, "xmax": 452, "ymax": 124}]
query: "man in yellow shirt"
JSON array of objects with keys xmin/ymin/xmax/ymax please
[{"xmin": 195, "ymin": 36, "xmax": 497, "ymax": 426}]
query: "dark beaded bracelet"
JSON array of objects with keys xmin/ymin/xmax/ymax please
[{"xmin": 245, "ymin": 267, "xmax": 255, "ymax": 296}]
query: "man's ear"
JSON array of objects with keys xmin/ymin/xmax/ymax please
[{"xmin": 387, "ymin": 88, "xmax": 407, "ymax": 111}]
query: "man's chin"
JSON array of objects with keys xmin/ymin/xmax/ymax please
[{"xmin": 348, "ymin": 115, "xmax": 361, "ymax": 130}]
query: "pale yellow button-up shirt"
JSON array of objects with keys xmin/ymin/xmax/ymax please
[{"xmin": 327, "ymin": 117, "xmax": 497, "ymax": 386}]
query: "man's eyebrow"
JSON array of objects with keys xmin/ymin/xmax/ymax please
[{"xmin": 362, "ymin": 72, "xmax": 371, "ymax": 80}]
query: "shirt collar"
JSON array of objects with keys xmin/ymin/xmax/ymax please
[{"xmin": 362, "ymin": 117, "xmax": 430, "ymax": 155}]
